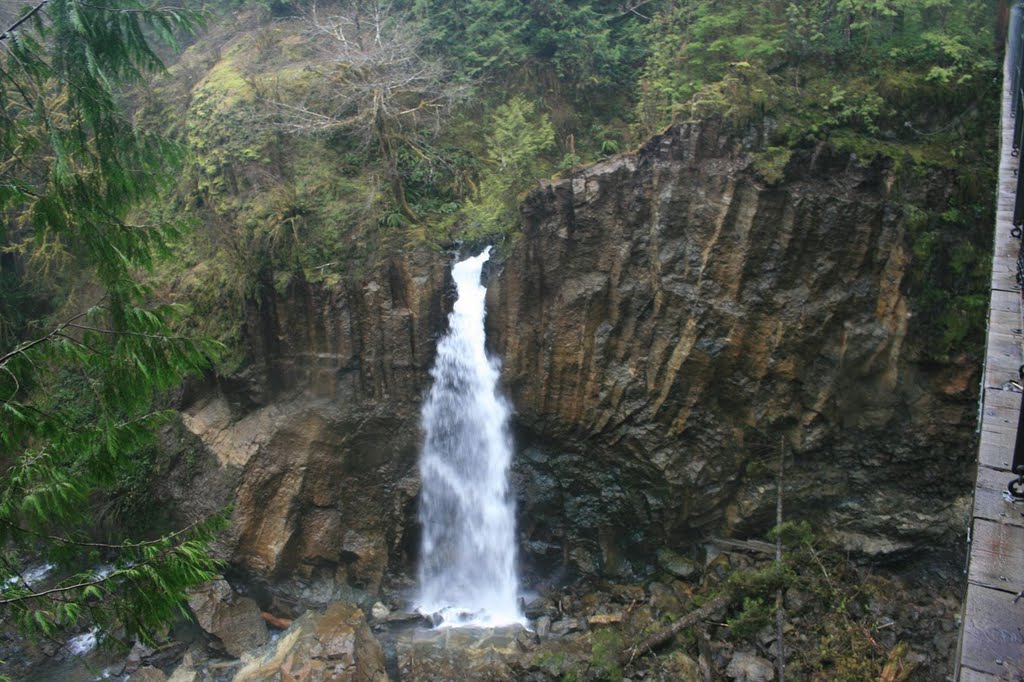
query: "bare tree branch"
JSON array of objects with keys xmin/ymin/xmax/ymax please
[{"xmin": 263, "ymin": 0, "xmax": 468, "ymax": 222}]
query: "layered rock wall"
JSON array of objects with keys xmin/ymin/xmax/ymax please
[
  {"xmin": 168, "ymin": 122, "xmax": 977, "ymax": 596},
  {"xmin": 164, "ymin": 251, "xmax": 448, "ymax": 598},
  {"xmin": 490, "ymin": 122, "xmax": 976, "ymax": 576}
]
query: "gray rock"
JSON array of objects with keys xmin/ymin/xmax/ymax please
[
  {"xmin": 647, "ymin": 582, "xmax": 681, "ymax": 614},
  {"xmin": 166, "ymin": 662, "xmax": 199, "ymax": 682},
  {"xmin": 550, "ymin": 618, "xmax": 581, "ymax": 636},
  {"xmin": 187, "ymin": 580, "xmax": 268, "ymax": 658},
  {"xmin": 725, "ymin": 650, "xmax": 775, "ymax": 682},
  {"xmin": 129, "ymin": 667, "xmax": 168, "ymax": 682},
  {"xmin": 535, "ymin": 615, "xmax": 552, "ymax": 638},
  {"xmin": 523, "ymin": 596, "xmax": 554, "ymax": 618},
  {"xmin": 656, "ymin": 548, "xmax": 701, "ymax": 580},
  {"xmin": 125, "ymin": 641, "xmax": 156, "ymax": 673},
  {"xmin": 232, "ymin": 602, "xmax": 387, "ymax": 682},
  {"xmin": 664, "ymin": 651, "xmax": 701, "ymax": 682}
]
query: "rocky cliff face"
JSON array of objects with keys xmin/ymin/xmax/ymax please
[
  {"xmin": 167, "ymin": 122, "xmax": 976, "ymax": 600},
  {"xmin": 163, "ymin": 250, "xmax": 450, "ymax": 602},
  {"xmin": 491, "ymin": 122, "xmax": 976, "ymax": 578}
]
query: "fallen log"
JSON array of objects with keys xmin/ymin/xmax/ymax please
[{"xmin": 619, "ymin": 593, "xmax": 732, "ymax": 666}]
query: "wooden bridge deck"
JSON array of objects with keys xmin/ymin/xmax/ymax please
[{"xmin": 954, "ymin": 39, "xmax": 1024, "ymax": 682}]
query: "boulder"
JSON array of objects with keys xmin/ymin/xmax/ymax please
[
  {"xmin": 550, "ymin": 618, "xmax": 582, "ymax": 636},
  {"xmin": 370, "ymin": 602, "xmax": 390, "ymax": 621},
  {"xmin": 726, "ymin": 650, "xmax": 775, "ymax": 682},
  {"xmin": 534, "ymin": 615, "xmax": 552, "ymax": 638},
  {"xmin": 663, "ymin": 651, "xmax": 701, "ymax": 682},
  {"xmin": 647, "ymin": 582, "xmax": 681, "ymax": 615},
  {"xmin": 125, "ymin": 641, "xmax": 156, "ymax": 673},
  {"xmin": 233, "ymin": 602, "xmax": 387, "ymax": 682},
  {"xmin": 187, "ymin": 580, "xmax": 269, "ymax": 658},
  {"xmin": 129, "ymin": 668, "xmax": 168, "ymax": 682},
  {"xmin": 656, "ymin": 548, "xmax": 701, "ymax": 580},
  {"xmin": 396, "ymin": 625, "xmax": 524, "ymax": 681}
]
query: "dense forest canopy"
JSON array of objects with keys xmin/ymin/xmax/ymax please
[
  {"xmin": 160, "ymin": 0, "xmax": 996, "ymax": 358},
  {"xmin": 0, "ymin": 0, "xmax": 1002, "ymax": 661}
]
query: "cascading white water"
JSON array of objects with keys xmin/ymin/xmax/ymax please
[{"xmin": 416, "ymin": 247, "xmax": 522, "ymax": 627}]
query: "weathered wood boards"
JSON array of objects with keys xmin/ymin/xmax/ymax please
[{"xmin": 957, "ymin": 33, "xmax": 1024, "ymax": 682}]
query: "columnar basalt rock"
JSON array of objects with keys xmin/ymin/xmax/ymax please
[
  {"xmin": 168, "ymin": 123, "xmax": 975, "ymax": 598},
  {"xmin": 163, "ymin": 251, "xmax": 450, "ymax": 599},
  {"xmin": 489, "ymin": 121, "xmax": 976, "ymax": 578}
]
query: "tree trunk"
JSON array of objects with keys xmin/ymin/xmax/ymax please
[
  {"xmin": 378, "ymin": 126, "xmax": 418, "ymax": 224},
  {"xmin": 619, "ymin": 593, "xmax": 731, "ymax": 666}
]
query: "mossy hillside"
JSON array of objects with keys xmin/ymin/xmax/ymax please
[
  {"xmin": 633, "ymin": 1, "xmax": 998, "ymax": 361},
  {"xmin": 145, "ymin": 22, "xmax": 428, "ymax": 355},
  {"xmin": 136, "ymin": 1, "xmax": 1000, "ymax": 367}
]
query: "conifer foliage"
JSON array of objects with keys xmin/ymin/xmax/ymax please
[{"xmin": 0, "ymin": 0, "xmax": 224, "ymax": 648}]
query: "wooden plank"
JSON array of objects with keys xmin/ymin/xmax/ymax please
[
  {"xmin": 981, "ymin": 429, "xmax": 1017, "ymax": 451},
  {"xmin": 979, "ymin": 441, "xmax": 1013, "ymax": 471},
  {"xmin": 958, "ymin": 668, "xmax": 1002, "ymax": 682},
  {"xmin": 981, "ymin": 421, "xmax": 1017, "ymax": 438},
  {"xmin": 978, "ymin": 465, "xmax": 1021, "ymax": 493},
  {"xmin": 992, "ymin": 262, "xmax": 1017, "ymax": 290},
  {"xmin": 985, "ymin": 388, "xmax": 1024, "ymax": 409},
  {"xmin": 991, "ymin": 290, "xmax": 1021, "ymax": 313},
  {"xmin": 986, "ymin": 336, "xmax": 1021, "ymax": 369},
  {"xmin": 989, "ymin": 309, "xmax": 1022, "ymax": 330},
  {"xmin": 973, "ymin": 486, "xmax": 1024, "ymax": 527},
  {"xmin": 973, "ymin": 467, "xmax": 1024, "ymax": 527},
  {"xmin": 985, "ymin": 355, "xmax": 1022, "ymax": 388},
  {"xmin": 979, "ymin": 444, "xmax": 1013, "ymax": 469},
  {"xmin": 959, "ymin": 582, "xmax": 1024, "ymax": 676},
  {"xmin": 978, "ymin": 413, "xmax": 1019, "ymax": 430},
  {"xmin": 968, "ymin": 518, "xmax": 1024, "ymax": 590},
  {"xmin": 983, "ymin": 405, "xmax": 1020, "ymax": 425}
]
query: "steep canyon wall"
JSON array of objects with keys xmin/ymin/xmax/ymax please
[
  {"xmin": 491, "ymin": 122, "xmax": 976, "ymax": 578},
  {"xmin": 166, "ymin": 122, "xmax": 977, "ymax": 600}
]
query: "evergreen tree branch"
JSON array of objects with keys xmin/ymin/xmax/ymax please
[
  {"xmin": 0, "ymin": 544, "xmax": 179, "ymax": 605},
  {"xmin": 0, "ymin": 514, "xmax": 211, "ymax": 551},
  {"xmin": 1, "ymin": 365, "xmax": 19, "ymax": 404},
  {"xmin": 53, "ymin": 332, "xmax": 107, "ymax": 357},
  {"xmin": 0, "ymin": 0, "xmax": 49, "ymax": 42},
  {"xmin": 65, "ymin": 323, "xmax": 196, "ymax": 342},
  {"xmin": 0, "ymin": 310, "xmax": 89, "ymax": 368}
]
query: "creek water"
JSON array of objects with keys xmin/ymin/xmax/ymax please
[{"xmin": 415, "ymin": 247, "xmax": 522, "ymax": 627}]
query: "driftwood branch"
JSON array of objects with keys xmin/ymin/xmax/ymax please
[
  {"xmin": 710, "ymin": 536, "xmax": 776, "ymax": 555},
  {"xmin": 619, "ymin": 593, "xmax": 732, "ymax": 666}
]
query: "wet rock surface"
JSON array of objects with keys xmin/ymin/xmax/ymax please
[
  {"xmin": 726, "ymin": 650, "xmax": 775, "ymax": 681},
  {"xmin": 157, "ymin": 250, "xmax": 449, "ymax": 607},
  {"xmin": 232, "ymin": 602, "xmax": 387, "ymax": 682},
  {"xmin": 187, "ymin": 579, "xmax": 269, "ymax": 658},
  {"xmin": 156, "ymin": 124, "xmax": 976, "ymax": 612},
  {"xmin": 491, "ymin": 121, "xmax": 976, "ymax": 576}
]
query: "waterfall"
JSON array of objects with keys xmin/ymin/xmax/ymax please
[{"xmin": 416, "ymin": 247, "xmax": 522, "ymax": 627}]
